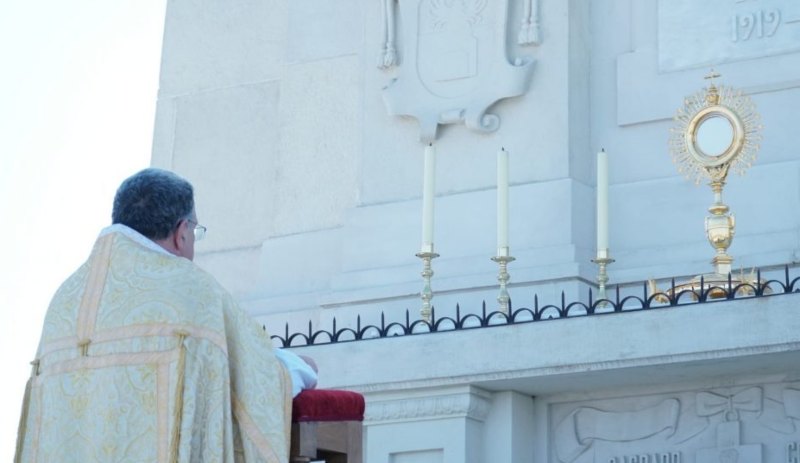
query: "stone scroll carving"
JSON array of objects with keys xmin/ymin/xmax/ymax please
[
  {"xmin": 552, "ymin": 384, "xmax": 800, "ymax": 463},
  {"xmin": 378, "ymin": 0, "xmax": 536, "ymax": 142},
  {"xmin": 555, "ymin": 399, "xmax": 680, "ymax": 462}
]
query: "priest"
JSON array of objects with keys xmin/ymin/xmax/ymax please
[{"xmin": 15, "ymin": 168, "xmax": 313, "ymax": 463}]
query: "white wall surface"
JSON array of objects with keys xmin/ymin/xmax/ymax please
[
  {"xmin": 156, "ymin": 0, "xmax": 797, "ymax": 316},
  {"xmin": 153, "ymin": 0, "xmax": 800, "ymax": 460}
]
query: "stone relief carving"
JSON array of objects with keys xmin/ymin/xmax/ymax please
[
  {"xmin": 552, "ymin": 384, "xmax": 800, "ymax": 463},
  {"xmin": 694, "ymin": 387, "xmax": 764, "ymax": 463},
  {"xmin": 378, "ymin": 0, "xmax": 541, "ymax": 69},
  {"xmin": 658, "ymin": 0, "xmax": 800, "ymax": 72},
  {"xmin": 365, "ymin": 389, "xmax": 491, "ymax": 423},
  {"xmin": 517, "ymin": 0, "xmax": 542, "ymax": 45},
  {"xmin": 555, "ymin": 399, "xmax": 680, "ymax": 462},
  {"xmin": 732, "ymin": 8, "xmax": 783, "ymax": 42},
  {"xmin": 619, "ymin": 0, "xmax": 800, "ymax": 125},
  {"xmin": 696, "ymin": 387, "xmax": 762, "ymax": 422},
  {"xmin": 378, "ymin": 0, "xmax": 535, "ymax": 141},
  {"xmin": 786, "ymin": 388, "xmax": 800, "ymax": 420}
]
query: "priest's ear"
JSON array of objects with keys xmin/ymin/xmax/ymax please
[{"xmin": 172, "ymin": 219, "xmax": 195, "ymax": 261}]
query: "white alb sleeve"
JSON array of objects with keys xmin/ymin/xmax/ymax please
[{"xmin": 274, "ymin": 348, "xmax": 319, "ymax": 397}]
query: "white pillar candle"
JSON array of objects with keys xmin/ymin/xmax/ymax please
[
  {"xmin": 421, "ymin": 144, "xmax": 436, "ymax": 252},
  {"xmin": 596, "ymin": 148, "xmax": 609, "ymax": 258},
  {"xmin": 497, "ymin": 147, "xmax": 509, "ymax": 256}
]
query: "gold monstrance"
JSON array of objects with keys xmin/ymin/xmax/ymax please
[{"xmin": 668, "ymin": 71, "xmax": 762, "ymax": 297}]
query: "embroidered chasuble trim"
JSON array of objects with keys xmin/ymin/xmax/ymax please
[
  {"xmin": 158, "ymin": 360, "xmax": 171, "ymax": 463},
  {"xmin": 38, "ymin": 323, "xmax": 228, "ymax": 359},
  {"xmin": 76, "ymin": 233, "xmax": 115, "ymax": 343},
  {"xmin": 14, "ymin": 377, "xmax": 33, "ymax": 463},
  {"xmin": 34, "ymin": 349, "xmax": 179, "ymax": 380},
  {"xmin": 20, "ymin": 229, "xmax": 291, "ymax": 462},
  {"xmin": 30, "ymin": 385, "xmax": 42, "ymax": 463},
  {"xmin": 280, "ymin": 363, "xmax": 292, "ymax": 451},
  {"xmin": 169, "ymin": 330, "xmax": 189, "ymax": 463},
  {"xmin": 30, "ymin": 349, "xmax": 181, "ymax": 463},
  {"xmin": 233, "ymin": 392, "xmax": 286, "ymax": 463}
]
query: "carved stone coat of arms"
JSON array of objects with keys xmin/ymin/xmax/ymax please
[{"xmin": 379, "ymin": 0, "xmax": 538, "ymax": 142}]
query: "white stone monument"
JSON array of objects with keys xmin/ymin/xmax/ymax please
[{"xmin": 152, "ymin": 0, "xmax": 800, "ymax": 460}]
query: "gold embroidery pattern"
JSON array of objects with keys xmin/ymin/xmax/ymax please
[
  {"xmin": 18, "ymin": 232, "xmax": 289, "ymax": 462},
  {"xmin": 76, "ymin": 234, "xmax": 115, "ymax": 342}
]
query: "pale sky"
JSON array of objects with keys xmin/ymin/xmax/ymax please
[{"xmin": 0, "ymin": 1, "xmax": 166, "ymax": 459}]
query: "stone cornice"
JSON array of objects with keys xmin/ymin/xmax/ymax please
[{"xmin": 364, "ymin": 386, "xmax": 492, "ymax": 424}]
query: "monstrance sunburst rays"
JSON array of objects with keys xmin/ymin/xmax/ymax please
[{"xmin": 669, "ymin": 84, "xmax": 762, "ymax": 185}]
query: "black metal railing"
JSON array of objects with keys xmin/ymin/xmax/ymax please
[{"xmin": 268, "ymin": 265, "xmax": 800, "ymax": 348}]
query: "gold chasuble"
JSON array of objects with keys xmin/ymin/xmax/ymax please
[{"xmin": 16, "ymin": 228, "xmax": 291, "ymax": 463}]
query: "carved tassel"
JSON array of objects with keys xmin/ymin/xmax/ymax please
[
  {"xmin": 14, "ymin": 360, "xmax": 39, "ymax": 463},
  {"xmin": 378, "ymin": 0, "xmax": 397, "ymax": 69},
  {"xmin": 518, "ymin": 0, "xmax": 541, "ymax": 46}
]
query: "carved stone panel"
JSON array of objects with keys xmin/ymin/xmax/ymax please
[
  {"xmin": 379, "ymin": 0, "xmax": 535, "ymax": 142},
  {"xmin": 365, "ymin": 386, "xmax": 492, "ymax": 424},
  {"xmin": 658, "ymin": 0, "xmax": 800, "ymax": 72},
  {"xmin": 550, "ymin": 382, "xmax": 800, "ymax": 463},
  {"xmin": 617, "ymin": 0, "xmax": 800, "ymax": 125}
]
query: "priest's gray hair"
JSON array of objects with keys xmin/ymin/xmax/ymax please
[{"xmin": 112, "ymin": 168, "xmax": 195, "ymax": 240}]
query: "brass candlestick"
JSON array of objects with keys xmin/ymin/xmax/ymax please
[
  {"xmin": 415, "ymin": 249, "xmax": 439, "ymax": 322},
  {"xmin": 491, "ymin": 249, "xmax": 515, "ymax": 314},
  {"xmin": 591, "ymin": 252, "xmax": 615, "ymax": 306}
]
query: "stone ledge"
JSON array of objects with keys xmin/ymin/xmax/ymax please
[{"xmin": 295, "ymin": 293, "xmax": 800, "ymax": 395}]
